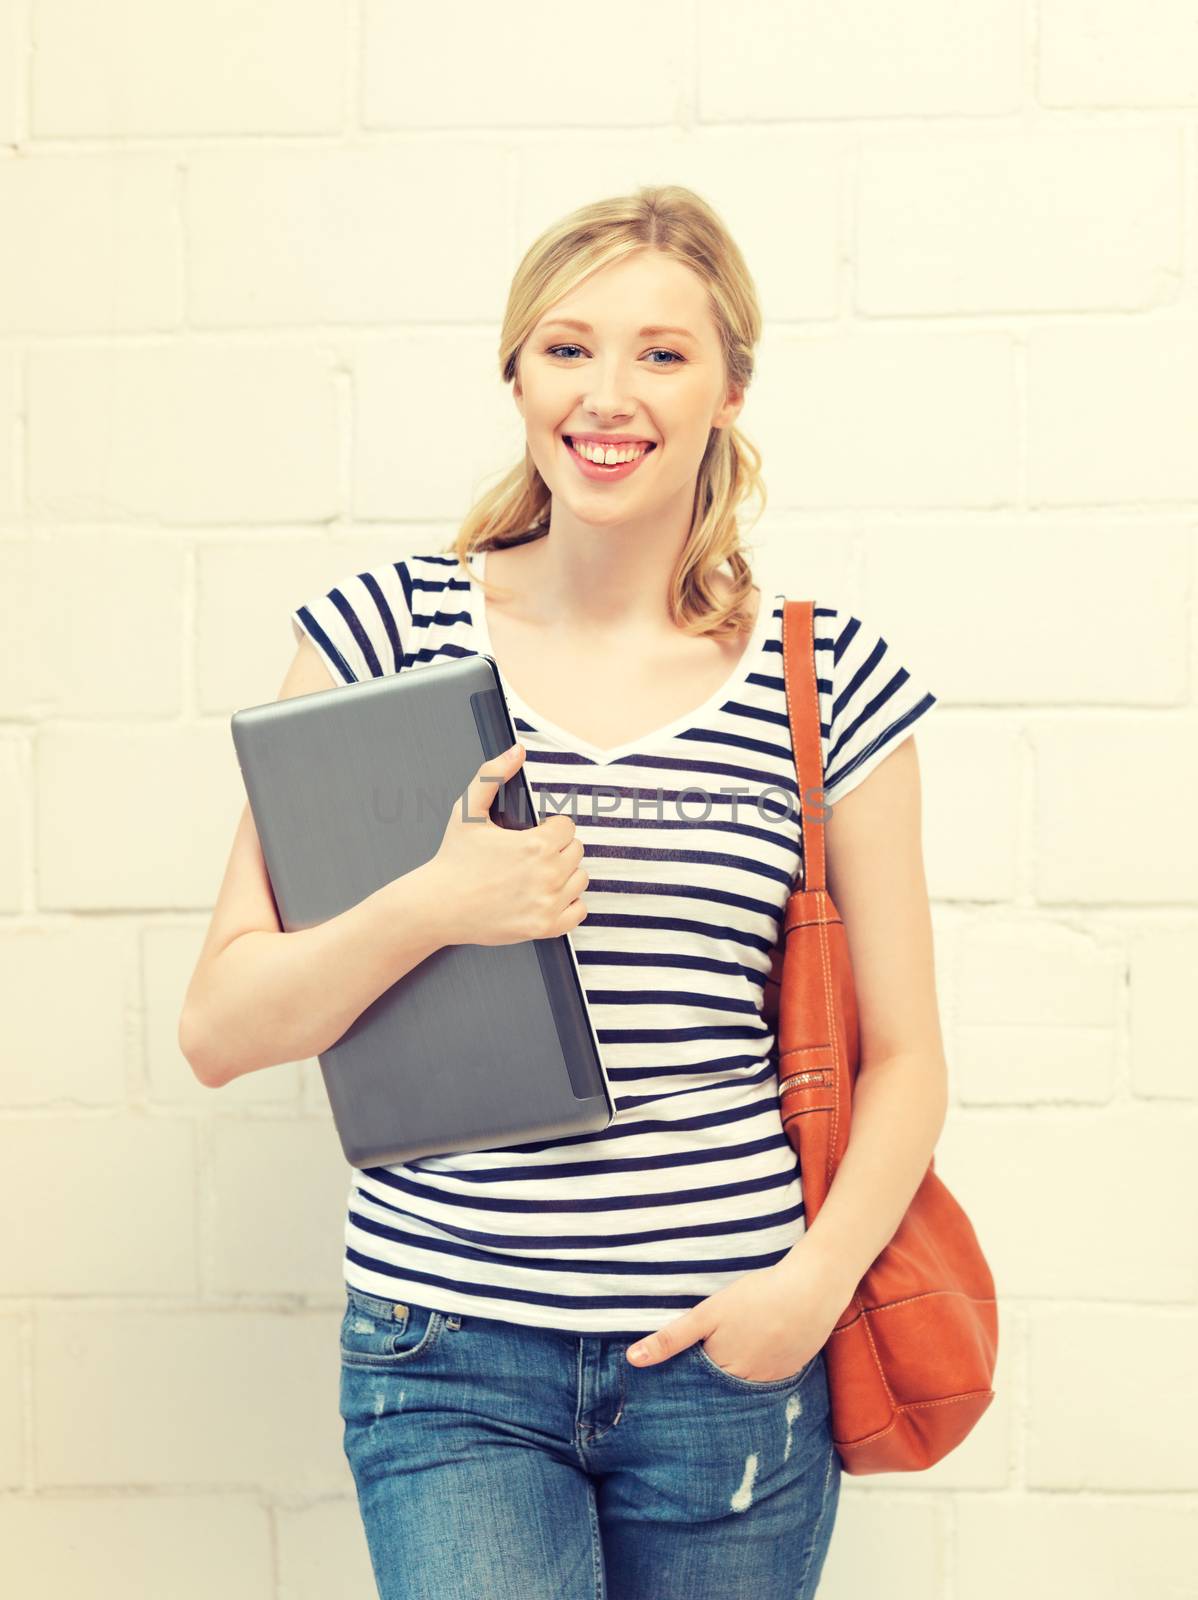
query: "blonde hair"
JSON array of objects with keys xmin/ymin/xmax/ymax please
[{"xmin": 446, "ymin": 184, "xmax": 767, "ymax": 639}]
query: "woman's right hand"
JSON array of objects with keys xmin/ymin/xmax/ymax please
[{"xmin": 426, "ymin": 741, "xmax": 589, "ymax": 948}]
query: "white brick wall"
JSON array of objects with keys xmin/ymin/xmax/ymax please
[{"xmin": 2, "ymin": 1, "xmax": 1194, "ymax": 1594}]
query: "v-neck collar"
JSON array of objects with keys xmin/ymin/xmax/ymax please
[{"xmin": 465, "ymin": 546, "xmax": 780, "ymax": 767}]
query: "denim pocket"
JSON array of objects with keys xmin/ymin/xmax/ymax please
[
  {"xmin": 691, "ymin": 1339, "xmax": 819, "ymax": 1392},
  {"xmin": 339, "ymin": 1288, "xmax": 446, "ymax": 1369}
]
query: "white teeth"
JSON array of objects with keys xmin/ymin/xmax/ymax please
[{"xmin": 569, "ymin": 438, "xmax": 650, "ymax": 466}]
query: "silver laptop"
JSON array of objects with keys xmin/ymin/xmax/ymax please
[{"xmin": 230, "ymin": 654, "xmax": 613, "ymax": 1167}]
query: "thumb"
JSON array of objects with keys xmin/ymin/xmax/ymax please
[
  {"xmin": 461, "ymin": 739, "xmax": 524, "ymax": 825},
  {"xmin": 627, "ymin": 1316, "xmax": 696, "ymax": 1367}
]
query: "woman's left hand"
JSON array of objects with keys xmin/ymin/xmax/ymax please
[{"xmin": 624, "ymin": 1250, "xmax": 853, "ymax": 1381}]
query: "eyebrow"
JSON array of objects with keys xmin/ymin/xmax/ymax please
[{"xmin": 538, "ymin": 318, "xmax": 698, "ymax": 343}]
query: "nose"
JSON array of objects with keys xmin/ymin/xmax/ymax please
[{"xmin": 581, "ymin": 359, "xmax": 646, "ymax": 424}]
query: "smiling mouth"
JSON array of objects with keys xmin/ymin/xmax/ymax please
[{"xmin": 560, "ymin": 436, "xmax": 658, "ymax": 484}]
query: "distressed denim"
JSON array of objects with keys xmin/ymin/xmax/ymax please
[{"xmin": 339, "ymin": 1285, "xmax": 841, "ymax": 1599}]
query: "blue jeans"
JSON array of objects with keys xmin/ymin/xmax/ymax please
[{"xmin": 339, "ymin": 1286, "xmax": 842, "ymax": 1600}]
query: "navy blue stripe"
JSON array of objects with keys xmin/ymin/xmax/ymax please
[
  {"xmin": 347, "ymin": 1197, "xmax": 806, "ymax": 1278},
  {"xmin": 328, "ymin": 585, "xmax": 383, "ymax": 678},
  {"xmin": 372, "ymin": 1126, "xmax": 801, "ymax": 1198},
  {"xmin": 294, "ymin": 606, "xmax": 356, "ymax": 684},
  {"xmin": 356, "ymin": 1162, "xmax": 797, "ymax": 1245},
  {"xmin": 359, "ymin": 571, "xmax": 404, "ymax": 675},
  {"xmin": 575, "ymin": 949, "xmax": 770, "ymax": 983},
  {"xmin": 342, "ymin": 1249, "xmax": 801, "ymax": 1326},
  {"xmin": 826, "ymin": 692, "xmax": 937, "ymax": 794},
  {"xmin": 573, "ymin": 911, "xmax": 780, "ymax": 957}
]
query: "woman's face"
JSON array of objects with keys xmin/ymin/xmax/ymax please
[{"xmin": 514, "ymin": 250, "xmax": 744, "ymax": 531}]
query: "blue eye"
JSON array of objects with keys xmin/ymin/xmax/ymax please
[{"xmin": 545, "ymin": 344, "xmax": 683, "ymax": 367}]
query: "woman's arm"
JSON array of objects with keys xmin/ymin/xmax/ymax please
[
  {"xmin": 177, "ymin": 636, "xmax": 453, "ymax": 1090},
  {"xmin": 780, "ymin": 733, "xmax": 950, "ymax": 1300}
]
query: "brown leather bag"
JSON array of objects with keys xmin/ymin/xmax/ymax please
[{"xmin": 761, "ymin": 600, "xmax": 999, "ymax": 1474}]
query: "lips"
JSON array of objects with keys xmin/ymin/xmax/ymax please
[{"xmin": 561, "ymin": 433, "xmax": 657, "ymax": 482}]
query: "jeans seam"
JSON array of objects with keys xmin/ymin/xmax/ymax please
[
  {"xmin": 340, "ymin": 1310, "xmax": 445, "ymax": 1368},
  {"xmin": 585, "ymin": 1477, "xmax": 606, "ymax": 1600},
  {"xmin": 796, "ymin": 1442, "xmax": 838, "ymax": 1600},
  {"xmin": 692, "ymin": 1340, "xmax": 816, "ymax": 1391}
]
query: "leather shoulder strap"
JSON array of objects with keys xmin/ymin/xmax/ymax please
[{"xmin": 781, "ymin": 600, "xmax": 826, "ymax": 895}]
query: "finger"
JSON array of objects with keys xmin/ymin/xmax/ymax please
[
  {"xmin": 536, "ymin": 811, "xmax": 576, "ymax": 846},
  {"xmin": 556, "ymin": 865, "xmax": 588, "ymax": 909},
  {"xmin": 627, "ymin": 1324, "xmax": 677, "ymax": 1365},
  {"xmin": 461, "ymin": 741, "xmax": 524, "ymax": 824}
]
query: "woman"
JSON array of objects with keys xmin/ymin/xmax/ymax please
[{"xmin": 180, "ymin": 185, "xmax": 947, "ymax": 1600}]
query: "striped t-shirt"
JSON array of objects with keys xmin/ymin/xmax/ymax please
[{"xmin": 290, "ymin": 543, "xmax": 937, "ymax": 1337}]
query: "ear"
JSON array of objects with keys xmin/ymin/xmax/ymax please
[{"xmin": 713, "ymin": 380, "xmax": 746, "ymax": 431}]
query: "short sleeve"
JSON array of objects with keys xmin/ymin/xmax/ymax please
[
  {"xmin": 289, "ymin": 558, "xmax": 412, "ymax": 686},
  {"xmin": 818, "ymin": 606, "xmax": 938, "ymax": 808}
]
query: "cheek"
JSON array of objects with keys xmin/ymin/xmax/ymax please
[{"xmin": 525, "ymin": 433, "xmax": 566, "ymax": 483}]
